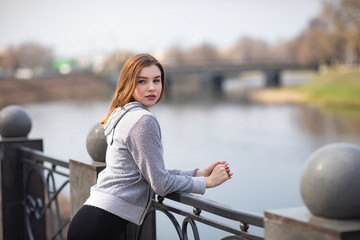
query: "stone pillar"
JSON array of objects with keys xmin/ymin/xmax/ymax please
[
  {"xmin": 0, "ymin": 138, "xmax": 43, "ymax": 239},
  {"xmin": 265, "ymin": 143, "xmax": 360, "ymax": 240},
  {"xmin": 69, "ymin": 159, "xmax": 106, "ymax": 217},
  {"xmin": 265, "ymin": 207, "xmax": 360, "ymax": 240},
  {"xmin": 0, "ymin": 105, "xmax": 43, "ymax": 239},
  {"xmin": 69, "ymin": 122, "xmax": 107, "ymax": 217}
]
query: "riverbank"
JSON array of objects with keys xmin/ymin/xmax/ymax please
[
  {"xmin": 249, "ymin": 67, "xmax": 360, "ymax": 117},
  {"xmin": 0, "ymin": 75, "xmax": 113, "ymax": 108},
  {"xmin": 248, "ymin": 87, "xmax": 309, "ymax": 104}
]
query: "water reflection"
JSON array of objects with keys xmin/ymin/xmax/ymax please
[{"xmin": 298, "ymin": 105, "xmax": 360, "ymax": 142}]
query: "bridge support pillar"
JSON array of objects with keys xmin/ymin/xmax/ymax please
[
  {"xmin": 199, "ymin": 73, "xmax": 224, "ymax": 99},
  {"xmin": 211, "ymin": 73, "xmax": 224, "ymax": 95},
  {"xmin": 264, "ymin": 70, "xmax": 281, "ymax": 87},
  {"xmin": 164, "ymin": 76, "xmax": 172, "ymax": 101}
]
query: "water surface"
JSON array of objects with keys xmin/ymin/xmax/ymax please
[{"xmin": 23, "ymin": 73, "xmax": 360, "ymax": 239}]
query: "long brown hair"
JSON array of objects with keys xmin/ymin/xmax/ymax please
[{"xmin": 100, "ymin": 53, "xmax": 166, "ymax": 125}]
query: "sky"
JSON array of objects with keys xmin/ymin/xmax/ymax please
[{"xmin": 0, "ymin": 0, "xmax": 322, "ymax": 57}]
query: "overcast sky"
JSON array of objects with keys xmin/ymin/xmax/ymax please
[{"xmin": 0, "ymin": 0, "xmax": 322, "ymax": 57}]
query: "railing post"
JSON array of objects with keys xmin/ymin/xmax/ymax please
[
  {"xmin": 0, "ymin": 105, "xmax": 44, "ymax": 239},
  {"xmin": 0, "ymin": 138, "xmax": 44, "ymax": 239},
  {"xmin": 265, "ymin": 143, "xmax": 360, "ymax": 240}
]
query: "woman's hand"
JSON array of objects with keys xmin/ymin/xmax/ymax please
[
  {"xmin": 205, "ymin": 163, "xmax": 233, "ymax": 188},
  {"xmin": 197, "ymin": 161, "xmax": 226, "ymax": 177}
]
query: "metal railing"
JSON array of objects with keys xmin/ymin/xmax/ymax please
[
  {"xmin": 16, "ymin": 145, "xmax": 264, "ymax": 240},
  {"xmin": 18, "ymin": 146, "xmax": 70, "ymax": 240},
  {"xmin": 139, "ymin": 192, "xmax": 264, "ymax": 240}
]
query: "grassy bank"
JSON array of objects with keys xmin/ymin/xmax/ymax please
[{"xmin": 295, "ymin": 68, "xmax": 360, "ymax": 115}]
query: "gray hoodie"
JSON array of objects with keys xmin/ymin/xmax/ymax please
[{"xmin": 85, "ymin": 102, "xmax": 206, "ymax": 225}]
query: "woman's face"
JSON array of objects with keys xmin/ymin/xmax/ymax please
[{"xmin": 132, "ymin": 64, "xmax": 162, "ymax": 108}]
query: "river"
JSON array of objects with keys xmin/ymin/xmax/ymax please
[{"xmin": 22, "ymin": 73, "xmax": 360, "ymax": 239}]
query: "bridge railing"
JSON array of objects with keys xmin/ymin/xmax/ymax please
[
  {"xmin": 18, "ymin": 146, "xmax": 70, "ymax": 240},
  {"xmin": 0, "ymin": 136, "xmax": 263, "ymax": 240},
  {"xmin": 0, "ymin": 136, "xmax": 71, "ymax": 240},
  {"xmin": 140, "ymin": 192, "xmax": 264, "ymax": 240},
  {"xmin": 69, "ymin": 155, "xmax": 264, "ymax": 240}
]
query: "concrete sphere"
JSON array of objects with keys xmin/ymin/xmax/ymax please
[
  {"xmin": 86, "ymin": 122, "xmax": 107, "ymax": 162},
  {"xmin": 300, "ymin": 143, "xmax": 360, "ymax": 219},
  {"xmin": 0, "ymin": 105, "xmax": 32, "ymax": 138}
]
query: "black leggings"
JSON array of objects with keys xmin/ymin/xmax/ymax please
[{"xmin": 67, "ymin": 205, "xmax": 129, "ymax": 240}]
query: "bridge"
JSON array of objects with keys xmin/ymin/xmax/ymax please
[
  {"xmin": 164, "ymin": 61, "xmax": 319, "ymax": 95},
  {"xmin": 105, "ymin": 60, "xmax": 319, "ymax": 99}
]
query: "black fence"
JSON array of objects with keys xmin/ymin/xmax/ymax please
[
  {"xmin": 144, "ymin": 193, "xmax": 264, "ymax": 240},
  {"xmin": 0, "ymin": 138, "xmax": 264, "ymax": 240},
  {"xmin": 19, "ymin": 146, "xmax": 70, "ymax": 240}
]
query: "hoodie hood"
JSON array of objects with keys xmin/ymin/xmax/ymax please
[{"xmin": 104, "ymin": 101, "xmax": 147, "ymax": 145}]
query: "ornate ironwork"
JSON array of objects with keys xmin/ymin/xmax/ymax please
[
  {"xmin": 182, "ymin": 216, "xmax": 200, "ymax": 240},
  {"xmin": 137, "ymin": 192, "xmax": 264, "ymax": 240},
  {"xmin": 19, "ymin": 146, "xmax": 70, "ymax": 240},
  {"xmin": 16, "ymin": 146, "xmax": 264, "ymax": 240}
]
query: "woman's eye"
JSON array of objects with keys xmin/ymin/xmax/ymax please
[
  {"xmin": 154, "ymin": 79, "xmax": 161, "ymax": 83},
  {"xmin": 137, "ymin": 80, "xmax": 145, "ymax": 84}
]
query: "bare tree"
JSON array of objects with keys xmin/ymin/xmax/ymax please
[
  {"xmin": 184, "ymin": 42, "xmax": 221, "ymax": 65},
  {"xmin": 103, "ymin": 51, "xmax": 134, "ymax": 73},
  {"xmin": 163, "ymin": 45, "xmax": 185, "ymax": 66},
  {"xmin": 225, "ymin": 37, "xmax": 271, "ymax": 64},
  {"xmin": 16, "ymin": 41, "xmax": 53, "ymax": 69},
  {"xmin": 313, "ymin": 0, "xmax": 360, "ymax": 64},
  {"xmin": 341, "ymin": 0, "xmax": 360, "ymax": 63},
  {"xmin": 0, "ymin": 46, "xmax": 19, "ymax": 76},
  {"xmin": 293, "ymin": 17, "xmax": 336, "ymax": 65},
  {"xmin": 0, "ymin": 42, "xmax": 54, "ymax": 77}
]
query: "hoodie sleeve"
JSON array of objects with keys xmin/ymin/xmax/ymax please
[
  {"xmin": 126, "ymin": 114, "xmax": 206, "ymax": 197},
  {"xmin": 168, "ymin": 169, "xmax": 194, "ymax": 176}
]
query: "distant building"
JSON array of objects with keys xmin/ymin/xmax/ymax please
[{"xmin": 15, "ymin": 68, "xmax": 34, "ymax": 80}]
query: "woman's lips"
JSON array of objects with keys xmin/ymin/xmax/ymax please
[{"xmin": 146, "ymin": 95, "xmax": 156, "ymax": 100}]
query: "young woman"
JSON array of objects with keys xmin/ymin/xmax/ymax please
[{"xmin": 67, "ymin": 53, "xmax": 232, "ymax": 239}]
